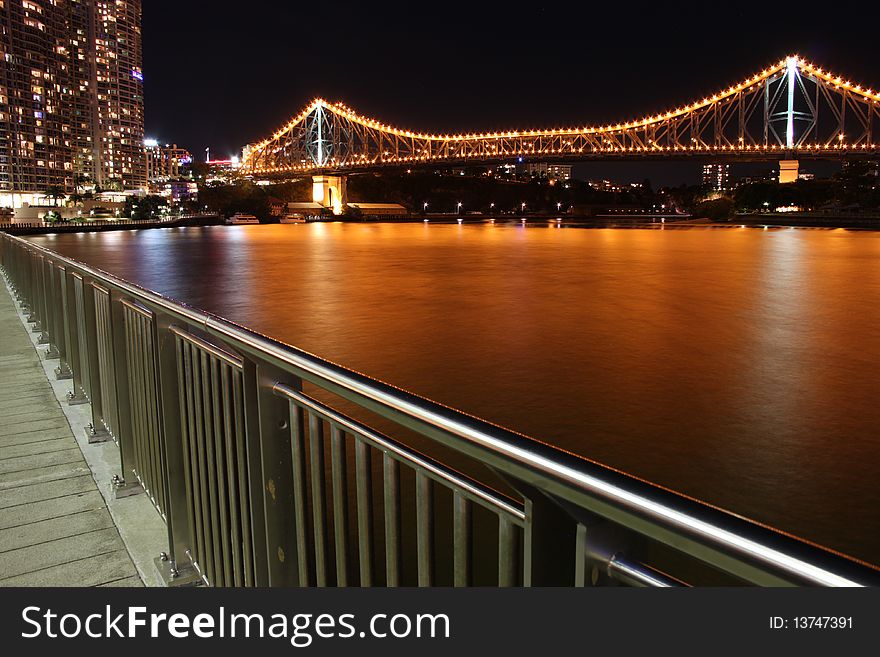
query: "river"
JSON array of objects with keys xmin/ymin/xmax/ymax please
[{"xmin": 28, "ymin": 222, "xmax": 880, "ymax": 565}]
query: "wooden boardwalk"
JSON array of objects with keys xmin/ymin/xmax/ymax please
[{"xmin": 0, "ymin": 282, "xmax": 141, "ymax": 586}]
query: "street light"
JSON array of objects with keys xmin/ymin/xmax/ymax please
[
  {"xmin": 521, "ymin": 202, "xmax": 526, "ymax": 212},
  {"xmin": 423, "ymin": 202, "xmax": 428, "ymax": 211},
  {"xmin": 457, "ymin": 201, "xmax": 463, "ymax": 214},
  {"xmin": 556, "ymin": 202, "xmax": 562, "ymax": 211}
]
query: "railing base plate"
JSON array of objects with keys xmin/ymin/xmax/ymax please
[
  {"xmin": 112, "ymin": 475, "xmax": 143, "ymax": 499},
  {"xmin": 66, "ymin": 390, "xmax": 89, "ymax": 406},
  {"xmin": 54, "ymin": 365, "xmax": 73, "ymax": 380},
  {"xmin": 154, "ymin": 557, "xmax": 203, "ymax": 587},
  {"xmin": 44, "ymin": 346, "xmax": 60, "ymax": 360},
  {"xmin": 85, "ymin": 423, "xmax": 111, "ymax": 444}
]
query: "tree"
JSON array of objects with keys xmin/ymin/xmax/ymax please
[
  {"xmin": 693, "ymin": 197, "xmax": 734, "ymax": 220},
  {"xmin": 44, "ymin": 185, "xmax": 66, "ymax": 207},
  {"xmin": 125, "ymin": 195, "xmax": 168, "ymax": 220}
]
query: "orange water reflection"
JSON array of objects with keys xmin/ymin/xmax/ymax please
[{"xmin": 33, "ymin": 223, "xmax": 880, "ymax": 564}]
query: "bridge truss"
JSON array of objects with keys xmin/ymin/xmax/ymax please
[{"xmin": 242, "ymin": 56, "xmax": 880, "ymax": 177}]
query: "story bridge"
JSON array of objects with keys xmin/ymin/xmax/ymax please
[{"xmin": 241, "ymin": 55, "xmax": 880, "ymax": 212}]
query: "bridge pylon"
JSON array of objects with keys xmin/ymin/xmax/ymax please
[
  {"xmin": 312, "ymin": 175, "xmax": 347, "ymax": 215},
  {"xmin": 778, "ymin": 159, "xmax": 799, "ymax": 184}
]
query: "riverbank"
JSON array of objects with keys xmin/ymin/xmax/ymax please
[
  {"xmin": 0, "ymin": 213, "xmax": 223, "ymax": 236},
  {"xmin": 728, "ymin": 213, "xmax": 880, "ymax": 229},
  {"xmin": 301, "ymin": 212, "xmax": 880, "ymax": 230}
]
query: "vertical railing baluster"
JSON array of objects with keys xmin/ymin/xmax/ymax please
[
  {"xmin": 330, "ymin": 426, "xmax": 349, "ymax": 587},
  {"xmin": 354, "ymin": 438, "xmax": 373, "ymax": 586},
  {"xmin": 201, "ymin": 348, "xmax": 221, "ymax": 585},
  {"xmin": 453, "ymin": 492, "xmax": 472, "ymax": 587},
  {"xmin": 498, "ymin": 516, "xmax": 518, "ymax": 587},
  {"xmin": 126, "ymin": 307, "xmax": 144, "ymax": 488},
  {"xmin": 209, "ymin": 355, "xmax": 232, "ymax": 587},
  {"xmin": 416, "ymin": 471, "xmax": 434, "ymax": 586},
  {"xmin": 290, "ymin": 402, "xmax": 310, "ymax": 586},
  {"xmin": 231, "ymin": 369, "xmax": 255, "ymax": 586},
  {"xmin": 133, "ymin": 313, "xmax": 149, "ymax": 497},
  {"xmin": 308, "ymin": 412, "xmax": 329, "ymax": 586},
  {"xmin": 179, "ymin": 340, "xmax": 200, "ymax": 571},
  {"xmin": 187, "ymin": 344, "xmax": 214, "ymax": 584},
  {"xmin": 221, "ymin": 363, "xmax": 244, "ymax": 587},
  {"xmin": 143, "ymin": 316, "xmax": 165, "ymax": 513},
  {"xmin": 383, "ymin": 454, "xmax": 401, "ymax": 586}
]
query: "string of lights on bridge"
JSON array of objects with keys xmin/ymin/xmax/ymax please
[{"xmin": 243, "ymin": 56, "xmax": 880, "ymax": 175}]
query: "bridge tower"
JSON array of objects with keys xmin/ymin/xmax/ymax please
[
  {"xmin": 303, "ymin": 102, "xmax": 348, "ymax": 214},
  {"xmin": 775, "ymin": 57, "xmax": 805, "ymax": 183},
  {"xmin": 312, "ymin": 175, "xmax": 347, "ymax": 215}
]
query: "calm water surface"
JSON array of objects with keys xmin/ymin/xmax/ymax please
[{"xmin": 31, "ymin": 223, "xmax": 880, "ymax": 564}]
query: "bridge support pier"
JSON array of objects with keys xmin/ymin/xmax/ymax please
[
  {"xmin": 312, "ymin": 175, "xmax": 347, "ymax": 215},
  {"xmin": 778, "ymin": 159, "xmax": 799, "ymax": 184}
]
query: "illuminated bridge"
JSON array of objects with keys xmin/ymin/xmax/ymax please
[
  {"xmin": 243, "ymin": 56, "xmax": 880, "ymax": 172},
  {"xmin": 241, "ymin": 55, "xmax": 880, "ymax": 210}
]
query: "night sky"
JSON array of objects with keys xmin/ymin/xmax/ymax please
[{"xmin": 143, "ymin": 1, "xmax": 880, "ymax": 186}]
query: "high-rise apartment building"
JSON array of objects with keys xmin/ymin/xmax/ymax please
[
  {"xmin": 145, "ymin": 141, "xmax": 192, "ymax": 183},
  {"xmin": 526, "ymin": 162, "xmax": 572, "ymax": 181},
  {"xmin": 702, "ymin": 163, "xmax": 730, "ymax": 191},
  {"xmin": 0, "ymin": 0, "xmax": 145, "ymax": 208}
]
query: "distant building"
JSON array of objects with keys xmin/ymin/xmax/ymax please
[
  {"xmin": 526, "ymin": 163, "xmax": 572, "ymax": 181},
  {"xmin": 204, "ymin": 158, "xmax": 242, "ymax": 185},
  {"xmin": 155, "ymin": 180, "xmax": 198, "ymax": 205},
  {"xmin": 588, "ymin": 179, "xmax": 626, "ymax": 193},
  {"xmin": 1, "ymin": 0, "xmax": 146, "ymax": 209},
  {"xmin": 735, "ymin": 172, "xmax": 775, "ymax": 187},
  {"xmin": 702, "ymin": 164, "xmax": 730, "ymax": 191},
  {"xmin": 843, "ymin": 160, "xmax": 879, "ymax": 177},
  {"xmin": 347, "ymin": 202, "xmax": 407, "ymax": 216},
  {"xmin": 488, "ymin": 164, "xmax": 517, "ymax": 178},
  {"xmin": 146, "ymin": 142, "xmax": 193, "ymax": 183}
]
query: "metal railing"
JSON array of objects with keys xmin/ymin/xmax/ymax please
[{"xmin": 2, "ymin": 230, "xmax": 879, "ymax": 587}]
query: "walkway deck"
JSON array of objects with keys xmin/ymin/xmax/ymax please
[{"xmin": 0, "ymin": 282, "xmax": 141, "ymax": 586}]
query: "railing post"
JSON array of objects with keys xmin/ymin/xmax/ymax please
[
  {"xmin": 241, "ymin": 356, "xmax": 301, "ymax": 586},
  {"xmin": 36, "ymin": 256, "xmax": 51, "ymax": 346},
  {"xmin": 16, "ymin": 246, "xmax": 29, "ymax": 312},
  {"xmin": 53, "ymin": 265, "xmax": 73, "ymax": 380},
  {"xmin": 42, "ymin": 258, "xmax": 60, "ymax": 359},
  {"xmin": 152, "ymin": 313, "xmax": 200, "ymax": 586},
  {"xmin": 514, "ymin": 482, "xmax": 578, "ymax": 586},
  {"xmin": 108, "ymin": 289, "xmax": 142, "ymax": 497},
  {"xmin": 65, "ymin": 272, "xmax": 89, "ymax": 405},
  {"xmin": 81, "ymin": 278, "xmax": 111, "ymax": 442},
  {"xmin": 26, "ymin": 253, "xmax": 41, "ymax": 330}
]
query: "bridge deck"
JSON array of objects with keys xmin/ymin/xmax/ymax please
[{"xmin": 0, "ymin": 283, "xmax": 141, "ymax": 587}]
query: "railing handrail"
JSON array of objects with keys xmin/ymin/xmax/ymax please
[{"xmin": 3, "ymin": 231, "xmax": 879, "ymax": 587}]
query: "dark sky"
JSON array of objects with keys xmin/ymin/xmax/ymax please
[{"xmin": 143, "ymin": 1, "xmax": 880, "ymax": 185}]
